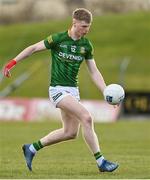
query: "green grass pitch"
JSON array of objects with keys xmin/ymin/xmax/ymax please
[{"xmin": 0, "ymin": 120, "xmax": 150, "ymax": 179}]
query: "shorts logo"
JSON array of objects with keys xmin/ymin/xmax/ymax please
[{"xmin": 52, "ymin": 92, "xmax": 63, "ymax": 102}]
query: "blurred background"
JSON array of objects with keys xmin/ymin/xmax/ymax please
[{"xmin": 0, "ymin": 0, "xmax": 150, "ymax": 121}]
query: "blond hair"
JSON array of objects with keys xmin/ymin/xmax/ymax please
[{"xmin": 72, "ymin": 8, "xmax": 93, "ymax": 24}]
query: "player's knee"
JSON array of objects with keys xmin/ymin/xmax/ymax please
[
  {"xmin": 82, "ymin": 114, "xmax": 92, "ymax": 126},
  {"xmin": 69, "ymin": 132, "xmax": 78, "ymax": 139},
  {"xmin": 65, "ymin": 131, "xmax": 78, "ymax": 140}
]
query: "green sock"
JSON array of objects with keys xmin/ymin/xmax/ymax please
[
  {"xmin": 33, "ymin": 140, "xmax": 43, "ymax": 151},
  {"xmin": 94, "ymin": 151, "xmax": 102, "ymax": 160}
]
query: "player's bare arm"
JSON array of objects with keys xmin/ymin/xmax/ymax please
[
  {"xmin": 3, "ymin": 40, "xmax": 46, "ymax": 77},
  {"xmin": 15, "ymin": 40, "xmax": 46, "ymax": 62},
  {"xmin": 85, "ymin": 59, "xmax": 106, "ymax": 93}
]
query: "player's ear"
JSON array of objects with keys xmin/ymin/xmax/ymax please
[{"xmin": 72, "ymin": 18, "xmax": 77, "ymax": 27}]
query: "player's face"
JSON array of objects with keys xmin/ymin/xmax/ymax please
[{"xmin": 73, "ymin": 19, "xmax": 91, "ymax": 38}]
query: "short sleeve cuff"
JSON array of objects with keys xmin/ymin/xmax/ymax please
[{"xmin": 44, "ymin": 39, "xmax": 51, "ymax": 49}]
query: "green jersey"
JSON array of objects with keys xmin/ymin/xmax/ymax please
[{"xmin": 44, "ymin": 31, "xmax": 94, "ymax": 87}]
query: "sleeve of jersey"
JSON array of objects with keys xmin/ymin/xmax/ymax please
[
  {"xmin": 44, "ymin": 34, "xmax": 58, "ymax": 49},
  {"xmin": 85, "ymin": 41, "xmax": 94, "ymax": 60}
]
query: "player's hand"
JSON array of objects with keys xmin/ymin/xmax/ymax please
[
  {"xmin": 113, "ymin": 104, "xmax": 120, "ymax": 108},
  {"xmin": 3, "ymin": 59, "xmax": 17, "ymax": 78},
  {"xmin": 3, "ymin": 67, "xmax": 11, "ymax": 77}
]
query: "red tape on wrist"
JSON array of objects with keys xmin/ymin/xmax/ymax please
[{"xmin": 6, "ymin": 59, "xmax": 17, "ymax": 69}]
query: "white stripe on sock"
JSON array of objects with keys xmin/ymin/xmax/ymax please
[
  {"xmin": 29, "ymin": 144, "xmax": 37, "ymax": 154},
  {"xmin": 96, "ymin": 156, "xmax": 104, "ymax": 166}
]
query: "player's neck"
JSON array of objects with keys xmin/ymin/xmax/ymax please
[{"xmin": 68, "ymin": 28, "xmax": 81, "ymax": 41}]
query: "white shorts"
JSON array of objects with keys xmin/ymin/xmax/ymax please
[{"xmin": 49, "ymin": 86, "xmax": 80, "ymax": 107}]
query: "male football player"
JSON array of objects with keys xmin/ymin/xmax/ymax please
[{"xmin": 3, "ymin": 8, "xmax": 118, "ymax": 173}]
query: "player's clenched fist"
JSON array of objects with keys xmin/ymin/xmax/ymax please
[{"xmin": 3, "ymin": 59, "xmax": 17, "ymax": 78}]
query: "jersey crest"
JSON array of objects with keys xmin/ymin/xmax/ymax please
[{"xmin": 80, "ymin": 47, "xmax": 85, "ymax": 54}]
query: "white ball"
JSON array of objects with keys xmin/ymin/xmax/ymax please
[{"xmin": 103, "ymin": 84, "xmax": 125, "ymax": 105}]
